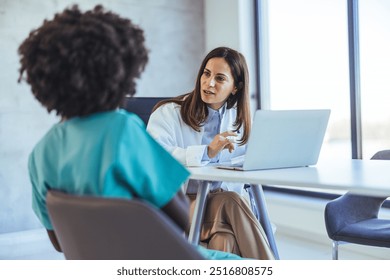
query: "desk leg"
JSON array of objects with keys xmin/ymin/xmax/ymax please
[
  {"xmin": 250, "ymin": 184, "xmax": 280, "ymax": 259},
  {"xmin": 188, "ymin": 181, "xmax": 210, "ymax": 245}
]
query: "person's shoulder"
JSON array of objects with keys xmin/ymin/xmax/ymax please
[
  {"xmin": 72, "ymin": 110, "xmax": 146, "ymax": 134},
  {"xmin": 33, "ymin": 122, "xmax": 62, "ymax": 148},
  {"xmin": 153, "ymin": 101, "xmax": 181, "ymax": 116},
  {"xmin": 114, "ymin": 109, "xmax": 151, "ymax": 138},
  {"xmin": 149, "ymin": 102, "xmax": 183, "ymax": 127},
  {"xmin": 158, "ymin": 100, "xmax": 181, "ymax": 109},
  {"xmin": 107, "ymin": 109, "xmax": 144, "ymax": 129},
  {"xmin": 29, "ymin": 122, "xmax": 63, "ymax": 163},
  {"xmin": 225, "ymin": 104, "xmax": 239, "ymax": 118}
]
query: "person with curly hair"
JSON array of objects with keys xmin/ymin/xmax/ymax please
[{"xmin": 19, "ymin": 5, "xmax": 241, "ymax": 260}]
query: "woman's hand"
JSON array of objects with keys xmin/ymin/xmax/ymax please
[{"xmin": 207, "ymin": 131, "xmax": 237, "ymax": 159}]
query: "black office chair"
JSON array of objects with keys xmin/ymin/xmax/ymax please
[
  {"xmin": 324, "ymin": 150, "xmax": 390, "ymax": 259},
  {"xmin": 121, "ymin": 96, "xmax": 167, "ymax": 124},
  {"xmin": 46, "ymin": 190, "xmax": 204, "ymax": 260}
]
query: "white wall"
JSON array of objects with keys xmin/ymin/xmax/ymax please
[
  {"xmin": 204, "ymin": 0, "xmax": 257, "ymax": 111},
  {"xmin": 0, "ymin": 0, "xmax": 205, "ymax": 234}
]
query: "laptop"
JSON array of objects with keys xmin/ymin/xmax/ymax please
[{"xmin": 217, "ymin": 109, "xmax": 330, "ymax": 171}]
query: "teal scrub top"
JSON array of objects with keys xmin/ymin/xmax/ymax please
[
  {"xmin": 28, "ymin": 109, "xmax": 241, "ymax": 260},
  {"xmin": 29, "ymin": 109, "xmax": 189, "ymax": 230}
]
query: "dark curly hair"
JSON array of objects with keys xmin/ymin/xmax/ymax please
[{"xmin": 18, "ymin": 5, "xmax": 148, "ymax": 118}]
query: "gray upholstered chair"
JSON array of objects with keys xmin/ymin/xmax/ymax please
[
  {"xmin": 324, "ymin": 150, "xmax": 390, "ymax": 259},
  {"xmin": 46, "ymin": 190, "xmax": 204, "ymax": 259}
]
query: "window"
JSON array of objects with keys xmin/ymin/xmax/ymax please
[
  {"xmin": 255, "ymin": 0, "xmax": 390, "ymax": 203},
  {"xmin": 267, "ymin": 0, "xmax": 351, "ymax": 160},
  {"xmin": 359, "ymin": 0, "xmax": 390, "ymax": 159}
]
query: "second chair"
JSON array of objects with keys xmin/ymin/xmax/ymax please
[{"xmin": 324, "ymin": 150, "xmax": 390, "ymax": 259}]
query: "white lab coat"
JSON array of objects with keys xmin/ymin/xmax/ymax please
[{"xmin": 147, "ymin": 102, "xmax": 247, "ymax": 194}]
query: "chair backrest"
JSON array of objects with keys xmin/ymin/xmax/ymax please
[
  {"xmin": 324, "ymin": 150, "xmax": 390, "ymax": 239},
  {"xmin": 324, "ymin": 193, "xmax": 386, "ymax": 239},
  {"xmin": 121, "ymin": 97, "xmax": 167, "ymax": 125},
  {"xmin": 46, "ymin": 190, "xmax": 204, "ymax": 260},
  {"xmin": 371, "ymin": 150, "xmax": 390, "ymax": 160}
]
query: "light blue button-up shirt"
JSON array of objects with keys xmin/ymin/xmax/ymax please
[{"xmin": 201, "ymin": 104, "xmax": 227, "ymax": 163}]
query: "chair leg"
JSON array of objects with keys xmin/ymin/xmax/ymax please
[
  {"xmin": 332, "ymin": 241, "xmax": 339, "ymax": 260},
  {"xmin": 188, "ymin": 181, "xmax": 211, "ymax": 245},
  {"xmin": 248, "ymin": 184, "xmax": 280, "ymax": 260},
  {"xmin": 244, "ymin": 184, "xmax": 259, "ymax": 219}
]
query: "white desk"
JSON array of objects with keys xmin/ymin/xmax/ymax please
[{"xmin": 188, "ymin": 159, "xmax": 390, "ymax": 259}]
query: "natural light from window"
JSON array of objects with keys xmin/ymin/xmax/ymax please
[
  {"xmin": 267, "ymin": 0, "xmax": 390, "ymax": 161},
  {"xmin": 360, "ymin": 0, "xmax": 390, "ymax": 159}
]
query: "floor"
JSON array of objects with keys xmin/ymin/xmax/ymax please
[
  {"xmin": 1, "ymin": 228, "xmax": 387, "ymax": 260},
  {"xmin": 0, "ymin": 229, "xmax": 64, "ymax": 260}
]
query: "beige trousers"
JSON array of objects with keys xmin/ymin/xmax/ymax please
[{"xmin": 188, "ymin": 189, "xmax": 275, "ymax": 260}]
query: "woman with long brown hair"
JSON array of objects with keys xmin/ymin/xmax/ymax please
[{"xmin": 147, "ymin": 47, "xmax": 274, "ymax": 259}]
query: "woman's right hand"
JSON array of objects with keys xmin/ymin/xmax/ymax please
[{"xmin": 207, "ymin": 131, "xmax": 237, "ymax": 159}]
